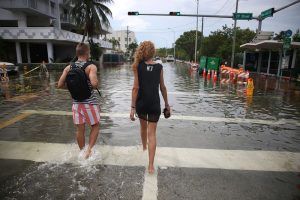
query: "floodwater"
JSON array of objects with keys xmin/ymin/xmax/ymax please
[{"xmin": 0, "ymin": 62, "xmax": 300, "ymax": 199}]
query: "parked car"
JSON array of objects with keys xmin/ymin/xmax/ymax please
[
  {"xmin": 166, "ymin": 55, "xmax": 175, "ymax": 62},
  {"xmin": 0, "ymin": 62, "xmax": 19, "ymax": 74},
  {"xmin": 154, "ymin": 56, "xmax": 163, "ymax": 64}
]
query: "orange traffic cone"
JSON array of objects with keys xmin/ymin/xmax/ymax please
[
  {"xmin": 213, "ymin": 72, "xmax": 217, "ymax": 82},
  {"xmin": 207, "ymin": 70, "xmax": 211, "ymax": 80}
]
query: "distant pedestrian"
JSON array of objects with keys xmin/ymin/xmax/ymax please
[
  {"xmin": 130, "ymin": 41, "xmax": 171, "ymax": 174},
  {"xmin": 58, "ymin": 43, "xmax": 100, "ymax": 159}
]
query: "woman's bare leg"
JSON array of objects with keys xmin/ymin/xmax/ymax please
[
  {"xmin": 139, "ymin": 118, "xmax": 148, "ymax": 151},
  {"xmin": 147, "ymin": 122, "xmax": 157, "ymax": 174}
]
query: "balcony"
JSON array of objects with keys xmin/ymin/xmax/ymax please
[
  {"xmin": 0, "ymin": 0, "xmax": 56, "ymax": 18},
  {"xmin": 0, "ymin": 27, "xmax": 112, "ymax": 49}
]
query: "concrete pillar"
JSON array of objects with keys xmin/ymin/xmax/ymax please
[
  {"xmin": 15, "ymin": 42, "xmax": 22, "ymax": 63},
  {"xmin": 277, "ymin": 51, "xmax": 282, "ymax": 77},
  {"xmin": 257, "ymin": 52, "xmax": 262, "ymax": 73},
  {"xmin": 267, "ymin": 50, "xmax": 271, "ymax": 75},
  {"xmin": 26, "ymin": 43, "xmax": 31, "ymax": 63},
  {"xmin": 291, "ymin": 49, "xmax": 297, "ymax": 69},
  {"xmin": 242, "ymin": 51, "xmax": 246, "ymax": 70},
  {"xmin": 47, "ymin": 42, "xmax": 54, "ymax": 63},
  {"xmin": 55, "ymin": 0, "xmax": 61, "ymax": 30}
]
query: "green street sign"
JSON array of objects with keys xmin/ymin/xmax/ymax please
[
  {"xmin": 261, "ymin": 8, "xmax": 274, "ymax": 19},
  {"xmin": 283, "ymin": 37, "xmax": 291, "ymax": 49},
  {"xmin": 233, "ymin": 13, "xmax": 253, "ymax": 20}
]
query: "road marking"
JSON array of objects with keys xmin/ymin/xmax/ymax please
[
  {"xmin": 0, "ymin": 113, "xmax": 32, "ymax": 129},
  {"xmin": 21, "ymin": 109, "xmax": 300, "ymax": 126},
  {"xmin": 142, "ymin": 168, "xmax": 158, "ymax": 200},
  {"xmin": 0, "ymin": 140, "xmax": 299, "ymax": 172}
]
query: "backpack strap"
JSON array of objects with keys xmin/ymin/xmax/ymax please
[
  {"xmin": 70, "ymin": 62, "xmax": 76, "ymax": 69},
  {"xmin": 82, "ymin": 61, "xmax": 93, "ymax": 70}
]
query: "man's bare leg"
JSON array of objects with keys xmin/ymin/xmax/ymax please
[
  {"xmin": 85, "ymin": 122, "xmax": 100, "ymax": 159},
  {"xmin": 76, "ymin": 124, "xmax": 85, "ymax": 150},
  {"xmin": 139, "ymin": 118, "xmax": 148, "ymax": 151},
  {"xmin": 147, "ymin": 122, "xmax": 157, "ymax": 174}
]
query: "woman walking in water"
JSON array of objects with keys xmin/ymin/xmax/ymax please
[{"xmin": 130, "ymin": 41, "xmax": 171, "ymax": 174}]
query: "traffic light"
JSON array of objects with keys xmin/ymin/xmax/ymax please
[
  {"xmin": 169, "ymin": 12, "xmax": 180, "ymax": 16},
  {"xmin": 128, "ymin": 12, "xmax": 139, "ymax": 15}
]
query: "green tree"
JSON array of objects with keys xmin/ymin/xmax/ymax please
[
  {"xmin": 108, "ymin": 38, "xmax": 120, "ymax": 50},
  {"xmin": 67, "ymin": 0, "xmax": 113, "ymax": 43},
  {"xmin": 175, "ymin": 30, "xmax": 202, "ymax": 61},
  {"xmin": 127, "ymin": 42, "xmax": 138, "ymax": 57},
  {"xmin": 293, "ymin": 29, "xmax": 300, "ymax": 42},
  {"xmin": 273, "ymin": 31, "xmax": 285, "ymax": 40},
  {"xmin": 202, "ymin": 25, "xmax": 255, "ymax": 61}
]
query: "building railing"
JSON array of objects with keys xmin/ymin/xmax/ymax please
[
  {"xmin": 0, "ymin": 27, "xmax": 112, "ymax": 49},
  {"xmin": 0, "ymin": 0, "xmax": 55, "ymax": 17}
]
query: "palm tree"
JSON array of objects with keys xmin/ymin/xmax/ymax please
[
  {"xmin": 67, "ymin": 0, "xmax": 113, "ymax": 43},
  {"xmin": 108, "ymin": 38, "xmax": 120, "ymax": 50}
]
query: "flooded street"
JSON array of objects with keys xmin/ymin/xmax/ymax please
[{"xmin": 0, "ymin": 62, "xmax": 300, "ymax": 199}]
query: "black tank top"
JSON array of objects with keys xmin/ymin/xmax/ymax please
[{"xmin": 136, "ymin": 61, "xmax": 163, "ymax": 114}]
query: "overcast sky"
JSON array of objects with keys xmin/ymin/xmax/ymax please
[{"xmin": 108, "ymin": 0, "xmax": 300, "ymax": 48}]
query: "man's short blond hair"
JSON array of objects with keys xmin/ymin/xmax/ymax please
[{"xmin": 76, "ymin": 43, "xmax": 90, "ymax": 57}]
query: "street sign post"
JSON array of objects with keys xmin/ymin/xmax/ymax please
[
  {"xmin": 260, "ymin": 8, "xmax": 274, "ymax": 19},
  {"xmin": 285, "ymin": 29, "xmax": 293, "ymax": 37},
  {"xmin": 283, "ymin": 37, "xmax": 291, "ymax": 49},
  {"xmin": 233, "ymin": 13, "xmax": 253, "ymax": 20}
]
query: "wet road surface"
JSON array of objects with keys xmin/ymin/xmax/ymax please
[{"xmin": 0, "ymin": 62, "xmax": 300, "ymax": 199}]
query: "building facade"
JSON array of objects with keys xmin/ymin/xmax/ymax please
[
  {"xmin": 0, "ymin": 0, "xmax": 112, "ymax": 63},
  {"xmin": 106, "ymin": 30, "xmax": 137, "ymax": 53}
]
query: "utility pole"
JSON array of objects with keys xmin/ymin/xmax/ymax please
[
  {"xmin": 199, "ymin": 17, "xmax": 204, "ymax": 57},
  {"xmin": 231, "ymin": 0, "xmax": 239, "ymax": 67},
  {"xmin": 194, "ymin": 0, "xmax": 199, "ymax": 62}
]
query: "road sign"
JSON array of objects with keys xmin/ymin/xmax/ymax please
[
  {"xmin": 285, "ymin": 29, "xmax": 293, "ymax": 37},
  {"xmin": 169, "ymin": 12, "xmax": 180, "ymax": 16},
  {"xmin": 283, "ymin": 37, "xmax": 291, "ymax": 49},
  {"xmin": 128, "ymin": 12, "xmax": 139, "ymax": 15},
  {"xmin": 260, "ymin": 8, "xmax": 274, "ymax": 19},
  {"xmin": 233, "ymin": 13, "xmax": 253, "ymax": 20}
]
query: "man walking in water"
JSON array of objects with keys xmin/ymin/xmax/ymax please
[{"xmin": 58, "ymin": 43, "xmax": 100, "ymax": 159}]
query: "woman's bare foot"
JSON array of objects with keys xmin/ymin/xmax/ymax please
[
  {"xmin": 148, "ymin": 165, "xmax": 155, "ymax": 174},
  {"xmin": 85, "ymin": 147, "xmax": 92, "ymax": 159}
]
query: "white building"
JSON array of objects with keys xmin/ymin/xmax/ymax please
[
  {"xmin": 0, "ymin": 0, "xmax": 112, "ymax": 63},
  {"xmin": 106, "ymin": 30, "xmax": 137, "ymax": 53}
]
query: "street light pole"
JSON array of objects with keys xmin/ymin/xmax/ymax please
[
  {"xmin": 168, "ymin": 28, "xmax": 176, "ymax": 61},
  {"xmin": 231, "ymin": 0, "xmax": 239, "ymax": 67},
  {"xmin": 194, "ymin": 0, "xmax": 199, "ymax": 62}
]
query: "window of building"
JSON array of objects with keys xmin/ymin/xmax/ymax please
[
  {"xmin": 125, "ymin": 44, "xmax": 128, "ymax": 48},
  {"xmin": 118, "ymin": 37, "xmax": 120, "ymax": 41},
  {"xmin": 129, "ymin": 38, "xmax": 131, "ymax": 42},
  {"xmin": 125, "ymin": 38, "xmax": 128, "ymax": 41}
]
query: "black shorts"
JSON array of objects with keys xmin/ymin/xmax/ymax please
[{"xmin": 136, "ymin": 112, "xmax": 161, "ymax": 123}]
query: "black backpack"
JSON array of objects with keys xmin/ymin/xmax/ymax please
[{"xmin": 66, "ymin": 61, "xmax": 92, "ymax": 101}]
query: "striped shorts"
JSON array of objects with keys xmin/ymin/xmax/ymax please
[{"xmin": 72, "ymin": 104, "xmax": 100, "ymax": 125}]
